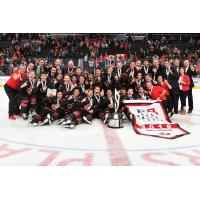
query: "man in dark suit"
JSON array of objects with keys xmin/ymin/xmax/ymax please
[
  {"xmin": 151, "ymin": 58, "xmax": 163, "ymax": 81},
  {"xmin": 162, "ymin": 59, "xmax": 179, "ymax": 114},
  {"xmin": 113, "ymin": 61, "xmax": 127, "ymax": 90},
  {"xmin": 184, "ymin": 60, "xmax": 198, "ymax": 113},
  {"xmin": 92, "ymin": 85, "xmax": 105, "ymax": 119},
  {"xmin": 35, "ymin": 58, "xmax": 48, "ymax": 80},
  {"xmin": 102, "ymin": 65, "xmax": 115, "ymax": 92},
  {"xmin": 173, "ymin": 58, "xmax": 181, "ymax": 73}
]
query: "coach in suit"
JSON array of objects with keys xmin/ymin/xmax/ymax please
[
  {"xmin": 151, "ymin": 58, "xmax": 163, "ymax": 81},
  {"xmin": 184, "ymin": 60, "xmax": 198, "ymax": 113},
  {"xmin": 162, "ymin": 59, "xmax": 179, "ymax": 114}
]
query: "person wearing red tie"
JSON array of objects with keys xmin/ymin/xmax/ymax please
[
  {"xmin": 4, "ymin": 65, "xmax": 27, "ymax": 120},
  {"xmin": 146, "ymin": 81, "xmax": 168, "ymax": 112}
]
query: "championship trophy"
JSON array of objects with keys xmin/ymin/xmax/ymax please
[{"xmin": 108, "ymin": 89, "xmax": 124, "ymax": 128}]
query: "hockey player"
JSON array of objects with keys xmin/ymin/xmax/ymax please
[
  {"xmin": 78, "ymin": 75, "xmax": 88, "ymax": 96},
  {"xmin": 119, "ymin": 88, "xmax": 127, "ymax": 101},
  {"xmin": 102, "ymin": 65, "xmax": 115, "ymax": 92},
  {"xmin": 126, "ymin": 60, "xmax": 137, "ymax": 80},
  {"xmin": 100, "ymin": 89, "xmax": 123, "ymax": 124},
  {"xmin": 29, "ymin": 91, "xmax": 65, "ymax": 126},
  {"xmin": 20, "ymin": 71, "xmax": 38, "ymax": 120},
  {"xmin": 70, "ymin": 75, "xmax": 78, "ymax": 91},
  {"xmin": 57, "ymin": 88, "xmax": 82, "ymax": 125},
  {"xmin": 124, "ymin": 88, "xmax": 135, "ymax": 100},
  {"xmin": 122, "ymin": 88, "xmax": 136, "ymax": 120},
  {"xmin": 57, "ymin": 74, "xmax": 72, "ymax": 97},
  {"xmin": 85, "ymin": 73, "xmax": 95, "ymax": 90},
  {"xmin": 63, "ymin": 88, "xmax": 94, "ymax": 128},
  {"xmin": 94, "ymin": 68, "xmax": 104, "ymax": 88},
  {"xmin": 36, "ymin": 72, "xmax": 48, "ymax": 112},
  {"xmin": 128, "ymin": 72, "xmax": 145, "ymax": 93},
  {"xmin": 134, "ymin": 86, "xmax": 150, "ymax": 100},
  {"xmin": 92, "ymin": 85, "xmax": 105, "ymax": 119}
]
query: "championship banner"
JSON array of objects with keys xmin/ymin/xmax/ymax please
[{"xmin": 124, "ymin": 100, "xmax": 190, "ymax": 139}]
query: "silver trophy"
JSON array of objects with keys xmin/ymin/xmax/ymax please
[{"xmin": 108, "ymin": 89, "xmax": 124, "ymax": 128}]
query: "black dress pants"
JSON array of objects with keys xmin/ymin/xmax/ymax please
[{"xmin": 4, "ymin": 84, "xmax": 18, "ymax": 116}]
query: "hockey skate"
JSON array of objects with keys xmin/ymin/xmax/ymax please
[
  {"xmin": 103, "ymin": 113, "xmax": 109, "ymax": 124},
  {"xmin": 61, "ymin": 118, "xmax": 72, "ymax": 126},
  {"xmin": 56, "ymin": 118, "xmax": 65, "ymax": 125},
  {"xmin": 40, "ymin": 114, "xmax": 52, "ymax": 126},
  {"xmin": 83, "ymin": 116, "xmax": 92, "ymax": 125},
  {"xmin": 122, "ymin": 112, "xmax": 127, "ymax": 120},
  {"xmin": 30, "ymin": 111, "xmax": 36, "ymax": 118},
  {"xmin": 31, "ymin": 122, "xmax": 38, "ymax": 127},
  {"xmin": 28, "ymin": 119, "xmax": 38, "ymax": 126},
  {"xmin": 22, "ymin": 113, "xmax": 28, "ymax": 120},
  {"xmin": 63, "ymin": 121, "xmax": 75, "ymax": 129}
]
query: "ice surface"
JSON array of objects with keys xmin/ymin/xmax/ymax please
[{"xmin": 0, "ymin": 88, "xmax": 199, "ymax": 165}]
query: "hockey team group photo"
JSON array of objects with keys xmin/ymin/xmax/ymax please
[{"xmin": 0, "ymin": 33, "xmax": 200, "ymax": 166}]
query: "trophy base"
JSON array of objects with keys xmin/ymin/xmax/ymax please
[{"xmin": 108, "ymin": 113, "xmax": 124, "ymax": 129}]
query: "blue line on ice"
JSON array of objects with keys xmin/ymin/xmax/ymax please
[{"xmin": 0, "ymin": 137, "xmax": 199, "ymax": 152}]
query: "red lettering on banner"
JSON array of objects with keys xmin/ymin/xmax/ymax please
[
  {"xmin": 57, "ymin": 153, "xmax": 93, "ymax": 166},
  {"xmin": 0, "ymin": 144, "xmax": 31, "ymax": 158},
  {"xmin": 142, "ymin": 152, "xmax": 179, "ymax": 166},
  {"xmin": 38, "ymin": 149, "xmax": 60, "ymax": 166},
  {"xmin": 173, "ymin": 150, "xmax": 200, "ymax": 165}
]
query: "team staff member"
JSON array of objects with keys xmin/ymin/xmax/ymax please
[
  {"xmin": 178, "ymin": 67, "xmax": 190, "ymax": 115},
  {"xmin": 4, "ymin": 65, "xmax": 27, "ymax": 120},
  {"xmin": 162, "ymin": 59, "xmax": 179, "ymax": 114},
  {"xmin": 157, "ymin": 75, "xmax": 173, "ymax": 116},
  {"xmin": 146, "ymin": 81, "xmax": 167, "ymax": 112},
  {"xmin": 184, "ymin": 60, "xmax": 197, "ymax": 113}
]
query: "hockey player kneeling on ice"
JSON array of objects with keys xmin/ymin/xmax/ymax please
[
  {"xmin": 58, "ymin": 88, "xmax": 82, "ymax": 126},
  {"xmin": 29, "ymin": 91, "xmax": 65, "ymax": 126},
  {"xmin": 62, "ymin": 89, "xmax": 94, "ymax": 129}
]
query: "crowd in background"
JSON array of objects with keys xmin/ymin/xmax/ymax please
[{"xmin": 0, "ymin": 34, "xmax": 200, "ymax": 76}]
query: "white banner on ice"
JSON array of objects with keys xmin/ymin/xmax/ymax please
[{"xmin": 125, "ymin": 101, "xmax": 190, "ymax": 139}]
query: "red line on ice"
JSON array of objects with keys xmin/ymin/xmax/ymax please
[{"xmin": 103, "ymin": 125, "xmax": 132, "ymax": 166}]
